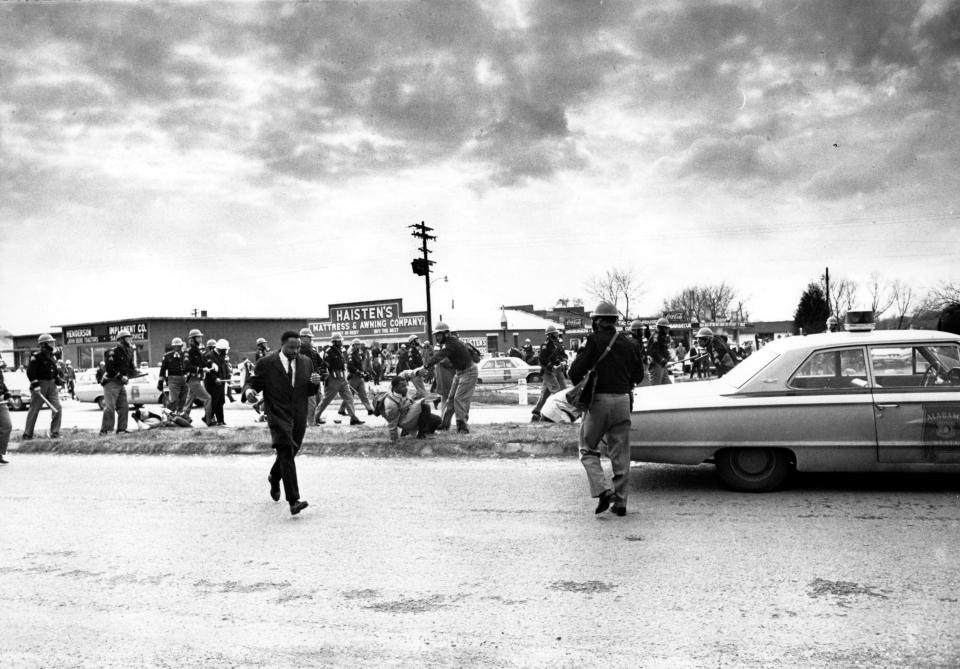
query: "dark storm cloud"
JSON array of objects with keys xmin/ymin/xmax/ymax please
[{"xmin": 2, "ymin": 0, "xmax": 959, "ymax": 195}]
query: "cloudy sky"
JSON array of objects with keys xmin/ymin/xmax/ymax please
[{"xmin": 1, "ymin": 0, "xmax": 958, "ymax": 334}]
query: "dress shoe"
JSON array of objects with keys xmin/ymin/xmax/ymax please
[
  {"xmin": 316, "ymin": 418, "xmax": 326, "ymax": 425},
  {"xmin": 289, "ymin": 500, "xmax": 309, "ymax": 515},
  {"xmin": 610, "ymin": 505, "xmax": 627, "ymax": 517},
  {"xmin": 49, "ymin": 434, "xmax": 60, "ymax": 439},
  {"xmin": 0, "ymin": 456, "xmax": 9, "ymax": 465},
  {"xmin": 268, "ymin": 475, "xmax": 280, "ymax": 502},
  {"xmin": 338, "ymin": 409, "xmax": 348, "ymax": 416},
  {"xmin": 98, "ymin": 431, "xmax": 108, "ymax": 437},
  {"xmin": 456, "ymin": 420, "xmax": 469, "ymax": 434},
  {"xmin": 21, "ymin": 434, "xmax": 34, "ymax": 440},
  {"xmin": 595, "ymin": 490, "xmax": 613, "ymax": 515},
  {"xmin": 350, "ymin": 417, "xmax": 364, "ymax": 425},
  {"xmin": 530, "ymin": 412, "xmax": 542, "ymax": 423}
]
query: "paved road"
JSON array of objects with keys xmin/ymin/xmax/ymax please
[{"xmin": 1, "ymin": 455, "xmax": 958, "ymax": 668}]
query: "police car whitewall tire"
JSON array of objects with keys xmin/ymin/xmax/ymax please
[
  {"xmin": 526, "ymin": 373, "xmax": 542, "ymax": 384},
  {"xmin": 715, "ymin": 447, "xmax": 792, "ymax": 492}
]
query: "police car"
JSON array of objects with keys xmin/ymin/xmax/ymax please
[
  {"xmin": 476, "ymin": 356, "xmax": 543, "ymax": 384},
  {"xmin": 75, "ymin": 368, "xmax": 167, "ymax": 409},
  {"xmin": 629, "ymin": 312, "xmax": 960, "ymax": 491}
]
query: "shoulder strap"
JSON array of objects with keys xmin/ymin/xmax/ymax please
[{"xmin": 587, "ymin": 331, "xmax": 619, "ymax": 374}]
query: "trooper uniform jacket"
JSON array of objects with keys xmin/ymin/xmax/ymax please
[
  {"xmin": 159, "ymin": 350, "xmax": 185, "ymax": 378},
  {"xmin": 27, "ymin": 348, "xmax": 62, "ymax": 386},
  {"xmin": 407, "ymin": 344, "xmax": 423, "ymax": 369},
  {"xmin": 183, "ymin": 344, "xmax": 209, "ymax": 379},
  {"xmin": 299, "ymin": 343, "xmax": 327, "ymax": 379},
  {"xmin": 538, "ymin": 338, "xmax": 567, "ymax": 370},
  {"xmin": 648, "ymin": 329, "xmax": 671, "ymax": 367},
  {"xmin": 348, "ymin": 347, "xmax": 367, "ymax": 379},
  {"xmin": 569, "ymin": 328, "xmax": 644, "ymax": 393},
  {"xmin": 255, "ymin": 346, "xmax": 270, "ymax": 361},
  {"xmin": 103, "ymin": 344, "xmax": 137, "ymax": 384},
  {"xmin": 324, "ymin": 344, "xmax": 348, "ymax": 378}
]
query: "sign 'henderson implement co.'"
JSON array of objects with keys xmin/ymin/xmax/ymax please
[{"xmin": 308, "ymin": 299, "xmax": 427, "ymax": 339}]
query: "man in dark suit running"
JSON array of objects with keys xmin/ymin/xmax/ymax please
[{"xmin": 243, "ymin": 330, "xmax": 322, "ymax": 516}]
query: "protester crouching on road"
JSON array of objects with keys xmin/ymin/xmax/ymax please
[
  {"xmin": 531, "ymin": 325, "xmax": 568, "ymax": 422},
  {"xmin": 383, "ymin": 373, "xmax": 442, "ymax": 444},
  {"xmin": 696, "ymin": 327, "xmax": 739, "ymax": 378},
  {"xmin": 0, "ymin": 357, "xmax": 12, "ymax": 463},
  {"xmin": 243, "ymin": 330, "xmax": 320, "ymax": 517},
  {"xmin": 159, "ymin": 337, "xmax": 187, "ymax": 413},
  {"xmin": 98, "ymin": 330, "xmax": 137, "ymax": 436},
  {"xmin": 647, "ymin": 318, "xmax": 672, "ymax": 385},
  {"xmin": 347, "ymin": 339, "xmax": 374, "ymax": 415},
  {"xmin": 423, "ymin": 322, "xmax": 478, "ymax": 434},
  {"xmin": 297, "ymin": 328, "xmax": 327, "ymax": 425},
  {"xmin": 571, "ymin": 302, "xmax": 644, "ymax": 517},
  {"xmin": 181, "ymin": 328, "xmax": 214, "ymax": 425},
  {"xmin": 22, "ymin": 333, "xmax": 63, "ymax": 441},
  {"xmin": 314, "ymin": 333, "xmax": 362, "ymax": 426}
]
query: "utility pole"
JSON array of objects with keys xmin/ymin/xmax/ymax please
[
  {"xmin": 409, "ymin": 222, "xmax": 436, "ymax": 345},
  {"xmin": 823, "ymin": 267, "xmax": 831, "ymax": 316}
]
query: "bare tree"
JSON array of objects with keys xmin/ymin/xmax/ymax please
[
  {"xmin": 662, "ymin": 284, "xmax": 742, "ymax": 322},
  {"xmin": 554, "ymin": 297, "xmax": 584, "ymax": 309},
  {"xmin": 923, "ymin": 281, "xmax": 960, "ymax": 310},
  {"xmin": 865, "ymin": 272, "xmax": 895, "ymax": 319},
  {"xmin": 888, "ymin": 280, "xmax": 917, "ymax": 329},
  {"xmin": 824, "ymin": 277, "xmax": 858, "ymax": 321},
  {"xmin": 584, "ymin": 267, "xmax": 644, "ymax": 320}
]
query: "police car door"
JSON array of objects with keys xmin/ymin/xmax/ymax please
[{"xmin": 869, "ymin": 342, "xmax": 960, "ymax": 463}]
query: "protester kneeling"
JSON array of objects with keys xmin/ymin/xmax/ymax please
[{"xmin": 380, "ymin": 374, "xmax": 442, "ymax": 443}]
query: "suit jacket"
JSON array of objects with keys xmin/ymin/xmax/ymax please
[{"xmin": 242, "ymin": 351, "xmax": 319, "ymax": 449}]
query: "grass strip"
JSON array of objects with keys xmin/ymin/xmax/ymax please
[{"xmin": 13, "ymin": 423, "xmax": 579, "ymax": 458}]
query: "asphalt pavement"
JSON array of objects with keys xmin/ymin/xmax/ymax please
[{"xmin": 1, "ymin": 455, "xmax": 958, "ymax": 668}]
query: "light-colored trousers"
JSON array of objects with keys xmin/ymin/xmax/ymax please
[
  {"xmin": 165, "ymin": 375, "xmax": 186, "ymax": 412},
  {"xmin": 533, "ymin": 367, "xmax": 567, "ymax": 414},
  {"xmin": 579, "ymin": 393, "xmax": 632, "ymax": 506},
  {"xmin": 441, "ymin": 363, "xmax": 478, "ymax": 427},
  {"xmin": 0, "ymin": 403, "xmax": 11, "ymax": 455},
  {"xmin": 99, "ymin": 379, "xmax": 128, "ymax": 433},
  {"xmin": 316, "ymin": 377, "xmax": 356, "ymax": 420},
  {"xmin": 24, "ymin": 379, "xmax": 62, "ymax": 437},
  {"xmin": 181, "ymin": 378, "xmax": 212, "ymax": 423}
]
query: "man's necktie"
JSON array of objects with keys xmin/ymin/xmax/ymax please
[{"xmin": 287, "ymin": 357, "xmax": 295, "ymax": 387}]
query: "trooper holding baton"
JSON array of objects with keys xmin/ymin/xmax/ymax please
[
  {"xmin": 99, "ymin": 329, "xmax": 138, "ymax": 436},
  {"xmin": 22, "ymin": 333, "xmax": 63, "ymax": 440}
]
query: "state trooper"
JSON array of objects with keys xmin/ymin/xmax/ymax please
[
  {"xmin": 255, "ymin": 337, "xmax": 270, "ymax": 361},
  {"xmin": 99, "ymin": 329, "xmax": 137, "ymax": 436},
  {"xmin": 647, "ymin": 317, "xmax": 672, "ymax": 385},
  {"xmin": 347, "ymin": 338, "xmax": 374, "ymax": 414},
  {"xmin": 531, "ymin": 324, "xmax": 568, "ymax": 421},
  {"xmin": 521, "ymin": 338, "xmax": 536, "ymax": 364},
  {"xmin": 205, "ymin": 339, "xmax": 232, "ymax": 426},
  {"xmin": 297, "ymin": 328, "xmax": 327, "ymax": 425},
  {"xmin": 0, "ymin": 357, "xmax": 11, "ymax": 463},
  {"xmin": 570, "ymin": 302, "xmax": 644, "ymax": 517},
  {"xmin": 22, "ymin": 333, "xmax": 63, "ymax": 440},
  {"xmin": 314, "ymin": 333, "xmax": 363, "ymax": 425},
  {"xmin": 695, "ymin": 327, "xmax": 738, "ymax": 378},
  {"xmin": 181, "ymin": 328, "xmax": 214, "ymax": 425},
  {"xmin": 401, "ymin": 334, "xmax": 427, "ymax": 397},
  {"xmin": 423, "ymin": 322, "xmax": 478, "ymax": 434},
  {"xmin": 159, "ymin": 337, "xmax": 187, "ymax": 413}
]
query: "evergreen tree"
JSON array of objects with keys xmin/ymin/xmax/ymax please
[{"xmin": 794, "ymin": 282, "xmax": 830, "ymax": 335}]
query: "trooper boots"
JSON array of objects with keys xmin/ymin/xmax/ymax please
[{"xmin": 456, "ymin": 419, "xmax": 469, "ymax": 434}]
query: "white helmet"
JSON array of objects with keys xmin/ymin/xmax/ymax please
[
  {"xmin": 331, "ymin": 333, "xmax": 343, "ymax": 342},
  {"xmin": 171, "ymin": 337, "xmax": 184, "ymax": 347},
  {"xmin": 216, "ymin": 338, "xmax": 230, "ymax": 350}
]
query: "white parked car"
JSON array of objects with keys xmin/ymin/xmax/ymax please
[
  {"xmin": 75, "ymin": 368, "xmax": 167, "ymax": 409},
  {"xmin": 476, "ymin": 356, "xmax": 543, "ymax": 384},
  {"xmin": 3, "ymin": 370, "xmax": 36, "ymax": 411}
]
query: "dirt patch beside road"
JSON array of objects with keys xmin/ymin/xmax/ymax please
[{"xmin": 11, "ymin": 423, "xmax": 579, "ymax": 458}]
